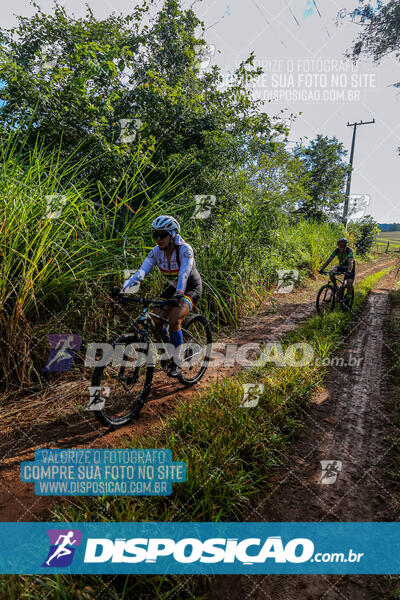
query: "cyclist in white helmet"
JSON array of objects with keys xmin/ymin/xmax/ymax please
[{"xmin": 120, "ymin": 215, "xmax": 202, "ymax": 377}]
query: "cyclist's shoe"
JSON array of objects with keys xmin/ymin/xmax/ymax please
[
  {"xmin": 167, "ymin": 361, "xmax": 181, "ymax": 378},
  {"xmin": 161, "ymin": 357, "xmax": 172, "ymax": 372}
]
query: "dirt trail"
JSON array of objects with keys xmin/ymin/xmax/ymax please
[
  {"xmin": 0, "ymin": 256, "xmax": 395, "ymax": 522},
  {"xmin": 210, "ymin": 268, "xmax": 400, "ymax": 600}
]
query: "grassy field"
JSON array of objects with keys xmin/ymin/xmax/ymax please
[
  {"xmin": 377, "ymin": 231, "xmax": 400, "ymax": 246},
  {"xmin": 375, "ymin": 231, "xmax": 400, "ymax": 252}
]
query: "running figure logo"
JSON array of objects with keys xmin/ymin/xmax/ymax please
[
  {"xmin": 42, "ymin": 334, "xmax": 82, "ymax": 372},
  {"xmin": 42, "ymin": 529, "xmax": 82, "ymax": 567},
  {"xmin": 318, "ymin": 460, "xmax": 342, "ymax": 485}
]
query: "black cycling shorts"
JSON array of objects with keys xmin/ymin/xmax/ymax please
[
  {"xmin": 159, "ymin": 274, "xmax": 202, "ymax": 311},
  {"xmin": 331, "ymin": 264, "xmax": 355, "ymax": 280}
]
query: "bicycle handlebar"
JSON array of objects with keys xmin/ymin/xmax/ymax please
[
  {"xmin": 113, "ymin": 294, "xmax": 171, "ymax": 308},
  {"xmin": 319, "ymin": 270, "xmax": 345, "ymax": 281}
]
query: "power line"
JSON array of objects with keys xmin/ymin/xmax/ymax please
[
  {"xmin": 252, "ymin": 0, "xmax": 287, "ymax": 48},
  {"xmin": 312, "ymin": 0, "xmax": 321, "ymax": 17},
  {"xmin": 285, "ymin": 0, "xmax": 300, "ymax": 27},
  {"xmin": 312, "ymin": 0, "xmax": 331, "ymax": 38}
]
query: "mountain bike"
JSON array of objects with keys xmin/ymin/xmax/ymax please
[
  {"xmin": 316, "ymin": 271, "xmax": 354, "ymax": 316},
  {"xmin": 89, "ymin": 295, "xmax": 212, "ymax": 428}
]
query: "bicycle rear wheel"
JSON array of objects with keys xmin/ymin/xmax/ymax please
[
  {"xmin": 90, "ymin": 336, "xmax": 154, "ymax": 428},
  {"xmin": 178, "ymin": 314, "xmax": 212, "ymax": 386},
  {"xmin": 316, "ymin": 284, "xmax": 335, "ymax": 316}
]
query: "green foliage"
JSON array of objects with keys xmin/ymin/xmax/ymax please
[
  {"xmin": 0, "ymin": 129, "xmax": 186, "ymax": 389},
  {"xmin": 346, "ymin": 0, "xmax": 398, "ymax": 63},
  {"xmin": 293, "ymin": 135, "xmax": 349, "ymax": 221},
  {"xmin": 0, "ymin": 0, "xmax": 274, "ymax": 210},
  {"xmin": 0, "ymin": 0, "xmax": 353, "ymax": 228},
  {"xmin": 0, "ymin": 126, "xmax": 344, "ymax": 390},
  {"xmin": 274, "ymin": 219, "xmax": 343, "ymax": 273},
  {"xmin": 250, "ymin": 142, "xmax": 311, "ymax": 216},
  {"xmin": 349, "ymin": 215, "xmax": 380, "ymax": 255}
]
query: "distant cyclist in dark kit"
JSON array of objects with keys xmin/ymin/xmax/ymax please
[{"xmin": 319, "ymin": 238, "xmax": 355, "ymax": 296}]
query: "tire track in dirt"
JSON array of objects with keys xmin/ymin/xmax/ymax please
[
  {"xmin": 0, "ymin": 256, "xmax": 395, "ymax": 522},
  {"xmin": 210, "ymin": 269, "xmax": 400, "ymax": 600}
]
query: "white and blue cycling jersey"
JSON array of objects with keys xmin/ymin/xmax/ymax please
[{"xmin": 122, "ymin": 234, "xmax": 200, "ymax": 295}]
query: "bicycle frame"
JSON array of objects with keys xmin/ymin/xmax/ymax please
[
  {"xmin": 316, "ymin": 272, "xmax": 354, "ymax": 317},
  {"xmin": 117, "ymin": 297, "xmax": 203, "ymax": 369},
  {"xmin": 321, "ymin": 271, "xmax": 346, "ymax": 291},
  {"xmin": 322, "ymin": 271, "xmax": 352, "ymax": 307},
  {"xmin": 331, "ymin": 274, "xmax": 346, "ymax": 291},
  {"xmin": 130, "ymin": 307, "xmax": 169, "ymax": 339},
  {"xmin": 120, "ymin": 298, "xmax": 170, "ymax": 339}
]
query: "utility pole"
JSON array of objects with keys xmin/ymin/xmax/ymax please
[{"xmin": 343, "ymin": 118, "xmax": 375, "ymax": 230}]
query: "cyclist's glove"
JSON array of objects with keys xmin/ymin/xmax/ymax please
[{"xmin": 169, "ymin": 291, "xmax": 184, "ymax": 307}]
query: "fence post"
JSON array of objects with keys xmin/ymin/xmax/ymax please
[{"xmin": 385, "ymin": 242, "xmax": 390, "ymax": 254}]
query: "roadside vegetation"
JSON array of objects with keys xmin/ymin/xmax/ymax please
[
  {"xmin": 0, "ymin": 0, "xmax": 378, "ymax": 392},
  {"xmin": 0, "ymin": 267, "xmax": 390, "ymax": 598},
  {"xmin": 0, "ymin": 129, "xmax": 351, "ymax": 393}
]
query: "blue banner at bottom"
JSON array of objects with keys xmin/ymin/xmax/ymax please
[{"xmin": 0, "ymin": 522, "xmax": 398, "ymax": 574}]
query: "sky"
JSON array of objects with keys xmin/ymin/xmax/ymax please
[{"xmin": 2, "ymin": 0, "xmax": 399, "ymax": 223}]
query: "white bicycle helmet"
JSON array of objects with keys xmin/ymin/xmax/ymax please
[{"xmin": 151, "ymin": 215, "xmax": 180, "ymax": 239}]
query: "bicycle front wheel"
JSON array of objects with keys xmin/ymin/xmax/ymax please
[
  {"xmin": 178, "ymin": 314, "xmax": 212, "ymax": 386},
  {"xmin": 340, "ymin": 288, "xmax": 354, "ymax": 312},
  {"xmin": 316, "ymin": 284, "xmax": 335, "ymax": 316},
  {"xmin": 90, "ymin": 336, "xmax": 154, "ymax": 428}
]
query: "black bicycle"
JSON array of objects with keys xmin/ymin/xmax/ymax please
[
  {"xmin": 316, "ymin": 271, "xmax": 354, "ymax": 316},
  {"xmin": 89, "ymin": 295, "xmax": 212, "ymax": 428}
]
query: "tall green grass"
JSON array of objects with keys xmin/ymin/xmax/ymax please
[
  {"xmin": 194, "ymin": 209, "xmax": 344, "ymax": 325},
  {"xmin": 0, "ymin": 128, "xmax": 350, "ymax": 390},
  {"xmin": 274, "ymin": 219, "xmax": 344, "ymax": 273},
  {"xmin": 0, "ymin": 131, "xmax": 188, "ymax": 389}
]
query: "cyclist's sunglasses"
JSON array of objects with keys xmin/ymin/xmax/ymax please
[{"xmin": 152, "ymin": 229, "xmax": 170, "ymax": 240}]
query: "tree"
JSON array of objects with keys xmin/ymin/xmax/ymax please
[
  {"xmin": 0, "ymin": 0, "xmax": 277, "ymax": 215},
  {"xmin": 346, "ymin": 0, "xmax": 399, "ymax": 63},
  {"xmin": 293, "ymin": 135, "xmax": 349, "ymax": 221},
  {"xmin": 349, "ymin": 215, "xmax": 379, "ymax": 255},
  {"xmin": 248, "ymin": 142, "xmax": 311, "ymax": 217}
]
